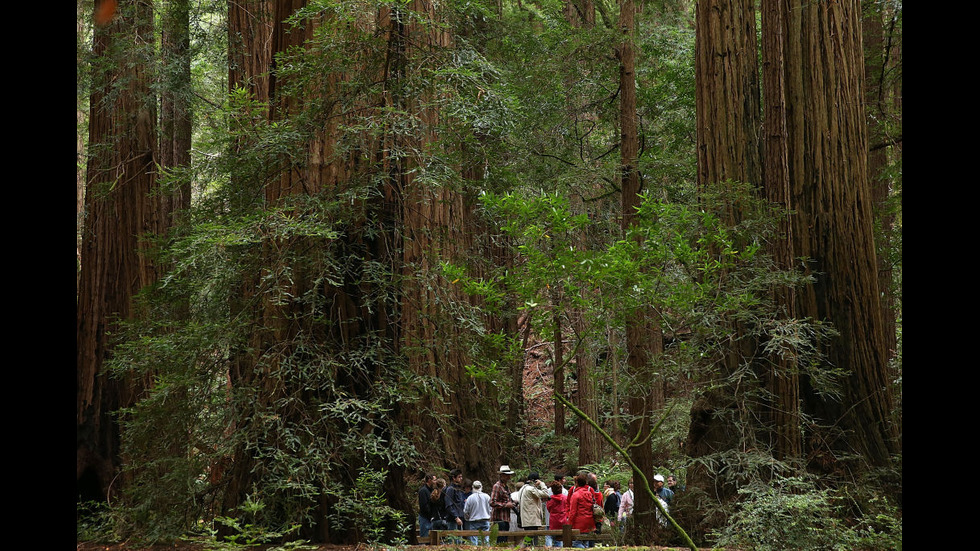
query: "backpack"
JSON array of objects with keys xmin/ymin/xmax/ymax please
[{"xmin": 591, "ymin": 490, "xmax": 605, "ymax": 522}]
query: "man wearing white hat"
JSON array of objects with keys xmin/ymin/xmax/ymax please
[{"xmin": 490, "ymin": 465, "xmax": 517, "ymax": 543}]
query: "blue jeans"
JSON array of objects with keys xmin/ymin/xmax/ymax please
[
  {"xmin": 419, "ymin": 515, "xmax": 432, "ymax": 540},
  {"xmin": 545, "ymin": 534, "xmax": 563, "ymax": 547},
  {"xmin": 466, "ymin": 519, "xmax": 491, "ymax": 545}
]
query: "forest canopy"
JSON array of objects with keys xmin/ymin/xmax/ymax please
[{"xmin": 77, "ymin": 0, "xmax": 902, "ymax": 549}]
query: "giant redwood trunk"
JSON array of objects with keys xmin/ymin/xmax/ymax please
[
  {"xmin": 685, "ymin": 0, "xmax": 762, "ymax": 502},
  {"xmin": 760, "ymin": 0, "xmax": 801, "ymax": 461},
  {"xmin": 395, "ymin": 0, "xmax": 504, "ymax": 482},
  {"xmin": 217, "ymin": 1, "xmax": 505, "ymax": 540},
  {"xmin": 77, "ymin": 0, "xmax": 160, "ymax": 503},
  {"xmin": 784, "ymin": 0, "xmax": 899, "ymax": 468}
]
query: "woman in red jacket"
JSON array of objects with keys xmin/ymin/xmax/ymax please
[
  {"xmin": 546, "ymin": 481, "xmax": 567, "ymax": 546},
  {"xmin": 566, "ymin": 473, "xmax": 598, "ymax": 548}
]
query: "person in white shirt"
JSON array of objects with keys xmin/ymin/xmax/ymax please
[
  {"xmin": 463, "ymin": 480, "xmax": 493, "ymax": 545},
  {"xmin": 618, "ymin": 478, "xmax": 634, "ymax": 522}
]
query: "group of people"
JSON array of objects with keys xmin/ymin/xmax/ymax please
[{"xmin": 417, "ymin": 464, "xmax": 683, "ymax": 547}]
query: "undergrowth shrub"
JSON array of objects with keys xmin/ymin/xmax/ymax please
[{"xmin": 712, "ymin": 474, "xmax": 902, "ymax": 551}]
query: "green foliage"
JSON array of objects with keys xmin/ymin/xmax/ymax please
[
  {"xmin": 712, "ymin": 474, "xmax": 902, "ymax": 551},
  {"xmin": 329, "ymin": 470, "xmax": 408, "ymax": 544},
  {"xmin": 185, "ymin": 496, "xmax": 316, "ymax": 550},
  {"xmin": 77, "ymin": 501, "xmax": 123, "ymax": 543},
  {"xmin": 78, "ymin": 0, "xmax": 900, "ymax": 544}
]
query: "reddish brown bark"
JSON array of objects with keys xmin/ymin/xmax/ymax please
[
  {"xmin": 77, "ymin": 0, "xmax": 161, "ymax": 503},
  {"xmin": 784, "ymin": 0, "xmax": 899, "ymax": 467},
  {"xmin": 760, "ymin": 0, "xmax": 800, "ymax": 461},
  {"xmin": 618, "ymin": 0, "xmax": 665, "ymax": 541},
  {"xmin": 685, "ymin": 0, "xmax": 762, "ymax": 502}
]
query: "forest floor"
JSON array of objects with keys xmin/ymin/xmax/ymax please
[{"xmin": 77, "ymin": 543, "xmax": 710, "ymax": 551}]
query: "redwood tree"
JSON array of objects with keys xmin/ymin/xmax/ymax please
[
  {"xmin": 77, "ymin": 0, "xmax": 161, "ymax": 504},
  {"xmin": 784, "ymin": 0, "xmax": 899, "ymax": 468},
  {"xmin": 619, "ymin": 0, "xmax": 665, "ymax": 541},
  {"xmin": 685, "ymin": 0, "xmax": 762, "ymax": 503}
]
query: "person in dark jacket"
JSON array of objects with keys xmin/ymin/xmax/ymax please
[
  {"xmin": 418, "ymin": 474, "xmax": 436, "ymax": 539},
  {"xmin": 602, "ymin": 481, "xmax": 621, "ymax": 529},
  {"xmin": 445, "ymin": 468, "xmax": 468, "ymax": 531},
  {"xmin": 430, "ymin": 478, "xmax": 453, "ymax": 531}
]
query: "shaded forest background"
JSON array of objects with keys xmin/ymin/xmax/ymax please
[{"xmin": 76, "ymin": 0, "xmax": 902, "ymax": 548}]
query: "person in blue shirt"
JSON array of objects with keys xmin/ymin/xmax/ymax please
[{"xmin": 653, "ymin": 474, "xmax": 674, "ymax": 506}]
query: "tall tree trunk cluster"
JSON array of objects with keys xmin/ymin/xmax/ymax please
[
  {"xmin": 76, "ymin": 0, "xmax": 900, "ymax": 543},
  {"xmin": 686, "ymin": 0, "xmax": 900, "ymax": 501}
]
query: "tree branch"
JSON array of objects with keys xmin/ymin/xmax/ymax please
[{"xmin": 553, "ymin": 392, "xmax": 697, "ymax": 551}]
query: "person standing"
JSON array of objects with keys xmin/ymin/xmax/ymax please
[
  {"xmin": 446, "ymin": 468, "xmax": 467, "ymax": 533},
  {"xmin": 491, "ymin": 465, "xmax": 518, "ymax": 543},
  {"xmin": 617, "ymin": 479, "xmax": 634, "ymax": 522},
  {"xmin": 418, "ymin": 473, "xmax": 436, "ymax": 541},
  {"xmin": 653, "ymin": 474, "xmax": 674, "ymax": 507},
  {"xmin": 566, "ymin": 473, "xmax": 597, "ymax": 548},
  {"xmin": 463, "ymin": 480, "xmax": 493, "ymax": 546},
  {"xmin": 518, "ymin": 472, "xmax": 551, "ymax": 546},
  {"xmin": 602, "ymin": 481, "xmax": 620, "ymax": 529},
  {"xmin": 545, "ymin": 480, "xmax": 567, "ymax": 547},
  {"xmin": 430, "ymin": 478, "xmax": 453, "ymax": 531},
  {"xmin": 586, "ymin": 473, "xmax": 603, "ymax": 542}
]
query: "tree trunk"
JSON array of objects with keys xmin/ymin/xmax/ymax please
[
  {"xmin": 685, "ymin": 0, "xmax": 761, "ymax": 500},
  {"xmin": 552, "ymin": 292, "xmax": 566, "ymax": 438},
  {"xmin": 785, "ymin": 0, "xmax": 899, "ymax": 468},
  {"xmin": 160, "ymin": 0, "xmax": 193, "ymax": 223},
  {"xmin": 394, "ymin": 0, "xmax": 503, "ymax": 483},
  {"xmin": 572, "ymin": 305, "xmax": 602, "ymax": 466},
  {"xmin": 618, "ymin": 0, "xmax": 665, "ymax": 542},
  {"xmin": 77, "ymin": 0, "xmax": 160, "ymax": 503},
  {"xmin": 760, "ymin": 0, "xmax": 801, "ymax": 461}
]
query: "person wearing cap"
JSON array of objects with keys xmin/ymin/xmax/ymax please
[
  {"xmin": 653, "ymin": 474, "xmax": 674, "ymax": 506},
  {"xmin": 517, "ymin": 471, "xmax": 551, "ymax": 545},
  {"xmin": 491, "ymin": 465, "xmax": 518, "ymax": 542},
  {"xmin": 463, "ymin": 480, "xmax": 493, "ymax": 546}
]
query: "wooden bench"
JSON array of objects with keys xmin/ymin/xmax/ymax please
[{"xmin": 429, "ymin": 525, "xmax": 614, "ymax": 546}]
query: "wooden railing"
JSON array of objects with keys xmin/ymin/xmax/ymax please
[{"xmin": 429, "ymin": 525, "xmax": 614, "ymax": 546}]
